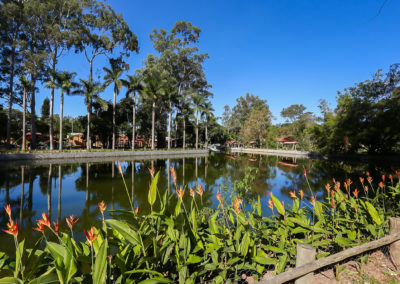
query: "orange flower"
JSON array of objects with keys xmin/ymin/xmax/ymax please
[
  {"xmin": 396, "ymin": 171, "xmax": 400, "ymax": 179},
  {"xmin": 304, "ymin": 168, "xmax": 307, "ymax": 178},
  {"xmin": 3, "ymin": 219, "xmax": 18, "ymax": 238},
  {"xmin": 389, "ymin": 174, "xmax": 393, "ymax": 184},
  {"xmin": 379, "ymin": 182, "xmax": 384, "ymax": 189},
  {"xmin": 310, "ymin": 196, "xmax": 316, "ymax": 206},
  {"xmin": 382, "ymin": 175, "xmax": 386, "ymax": 182},
  {"xmin": 170, "ymin": 167, "xmax": 177, "ymax": 185},
  {"xmin": 189, "ymin": 188, "xmax": 195, "ymax": 198},
  {"xmin": 38, "ymin": 212, "xmax": 51, "ymax": 228},
  {"xmin": 98, "ymin": 201, "xmax": 107, "ymax": 214},
  {"xmin": 299, "ymin": 189, "xmax": 304, "ymax": 200},
  {"xmin": 325, "ymin": 184, "xmax": 331, "ymax": 193},
  {"xmin": 148, "ymin": 167, "xmax": 155, "ymax": 178},
  {"xmin": 33, "ymin": 219, "xmax": 46, "ymax": 233},
  {"xmin": 233, "ymin": 197, "xmax": 242, "ymax": 214},
  {"xmin": 268, "ymin": 198, "xmax": 273, "ymax": 210},
  {"xmin": 346, "ymin": 179, "xmax": 352, "ymax": 186},
  {"xmin": 117, "ymin": 160, "xmax": 123, "ymax": 177},
  {"xmin": 66, "ymin": 215, "xmax": 79, "ymax": 231},
  {"xmin": 134, "ymin": 206, "xmax": 139, "ymax": 214},
  {"xmin": 353, "ymin": 188, "xmax": 359, "ymax": 198},
  {"xmin": 334, "ymin": 181, "xmax": 340, "ymax": 192},
  {"xmin": 331, "ymin": 198, "xmax": 335, "ymax": 209},
  {"xmin": 216, "ymin": 191, "xmax": 224, "ymax": 208},
  {"xmin": 108, "ymin": 254, "xmax": 113, "ymax": 262},
  {"xmin": 366, "ymin": 171, "xmax": 370, "ymax": 177},
  {"xmin": 4, "ymin": 204, "xmax": 11, "ymax": 218},
  {"xmin": 196, "ymin": 184, "xmax": 204, "ymax": 197},
  {"xmin": 367, "ymin": 177, "xmax": 373, "ymax": 184},
  {"xmin": 84, "ymin": 227, "xmax": 99, "ymax": 247},
  {"xmin": 176, "ymin": 187, "xmax": 185, "ymax": 201},
  {"xmin": 53, "ymin": 222, "xmax": 59, "ymax": 235},
  {"xmin": 359, "ymin": 177, "xmax": 364, "ymax": 185},
  {"xmin": 344, "ymin": 182, "xmax": 348, "ymax": 191},
  {"xmin": 289, "ymin": 190, "xmax": 297, "ymax": 199},
  {"xmin": 364, "ymin": 185, "xmax": 369, "ymax": 193}
]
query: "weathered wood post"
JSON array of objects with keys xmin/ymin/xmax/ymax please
[
  {"xmin": 389, "ymin": 217, "xmax": 400, "ymax": 270},
  {"xmin": 295, "ymin": 243, "xmax": 316, "ymax": 284}
]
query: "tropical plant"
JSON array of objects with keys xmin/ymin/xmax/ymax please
[{"xmin": 103, "ymin": 58, "xmax": 127, "ymax": 150}]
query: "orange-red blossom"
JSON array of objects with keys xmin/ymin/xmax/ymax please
[
  {"xmin": 38, "ymin": 213, "xmax": 51, "ymax": 228},
  {"xmin": 66, "ymin": 215, "xmax": 79, "ymax": 231},
  {"xmin": 379, "ymin": 182, "xmax": 384, "ymax": 189},
  {"xmin": 3, "ymin": 218, "xmax": 18, "ymax": 238},
  {"xmin": 33, "ymin": 220, "xmax": 46, "ymax": 233},
  {"xmin": 268, "ymin": 199, "xmax": 273, "ymax": 210},
  {"xmin": 189, "ymin": 188, "xmax": 195, "ymax": 198},
  {"xmin": 84, "ymin": 227, "xmax": 99, "ymax": 247},
  {"xmin": 53, "ymin": 222, "xmax": 59, "ymax": 235},
  {"xmin": 353, "ymin": 188, "xmax": 359, "ymax": 198},
  {"xmin": 170, "ymin": 167, "xmax": 177, "ymax": 185},
  {"xmin": 4, "ymin": 204, "xmax": 11, "ymax": 218},
  {"xmin": 289, "ymin": 190, "xmax": 297, "ymax": 199},
  {"xmin": 196, "ymin": 184, "xmax": 204, "ymax": 197},
  {"xmin": 98, "ymin": 201, "xmax": 107, "ymax": 214},
  {"xmin": 233, "ymin": 197, "xmax": 242, "ymax": 214},
  {"xmin": 176, "ymin": 187, "xmax": 185, "ymax": 201},
  {"xmin": 216, "ymin": 191, "xmax": 224, "ymax": 208},
  {"xmin": 299, "ymin": 189, "xmax": 304, "ymax": 200},
  {"xmin": 148, "ymin": 167, "xmax": 155, "ymax": 178}
]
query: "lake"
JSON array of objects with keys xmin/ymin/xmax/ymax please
[{"xmin": 0, "ymin": 152, "xmax": 397, "ymax": 253}]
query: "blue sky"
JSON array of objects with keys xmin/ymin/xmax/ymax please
[{"xmin": 8, "ymin": 0, "xmax": 400, "ymax": 123}]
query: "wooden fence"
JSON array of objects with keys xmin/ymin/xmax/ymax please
[{"xmin": 257, "ymin": 217, "xmax": 400, "ymax": 284}]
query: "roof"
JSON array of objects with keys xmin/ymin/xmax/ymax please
[{"xmin": 275, "ymin": 137, "xmax": 298, "ymax": 143}]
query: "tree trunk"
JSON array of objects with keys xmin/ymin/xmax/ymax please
[
  {"xmin": 175, "ymin": 118, "xmax": 178, "ymax": 148},
  {"xmin": 196, "ymin": 110, "xmax": 199, "ymax": 150},
  {"xmin": 183, "ymin": 117, "xmax": 186, "ymax": 150},
  {"xmin": 132, "ymin": 94, "xmax": 136, "ymax": 151},
  {"xmin": 30, "ymin": 77, "xmax": 37, "ymax": 149},
  {"xmin": 59, "ymin": 90, "xmax": 64, "ymax": 152},
  {"xmin": 87, "ymin": 101, "xmax": 91, "ymax": 150},
  {"xmin": 49, "ymin": 52, "xmax": 57, "ymax": 151},
  {"xmin": 22, "ymin": 87, "xmax": 26, "ymax": 151},
  {"xmin": 205, "ymin": 117, "xmax": 208, "ymax": 148},
  {"xmin": 168, "ymin": 106, "xmax": 172, "ymax": 150},
  {"xmin": 112, "ymin": 88, "xmax": 116, "ymax": 150},
  {"xmin": 6, "ymin": 45, "xmax": 16, "ymax": 149},
  {"xmin": 151, "ymin": 99, "xmax": 155, "ymax": 150}
]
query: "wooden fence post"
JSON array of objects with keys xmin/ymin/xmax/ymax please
[
  {"xmin": 390, "ymin": 217, "xmax": 400, "ymax": 270},
  {"xmin": 295, "ymin": 243, "xmax": 316, "ymax": 284}
]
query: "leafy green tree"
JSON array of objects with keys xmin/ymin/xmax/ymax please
[
  {"xmin": 280, "ymin": 104, "xmax": 306, "ymax": 123},
  {"xmin": 191, "ymin": 92, "xmax": 206, "ymax": 149},
  {"xmin": 240, "ymin": 107, "xmax": 272, "ymax": 147},
  {"xmin": 201, "ymin": 101, "xmax": 214, "ymax": 148},
  {"xmin": 122, "ymin": 73, "xmax": 143, "ymax": 150},
  {"xmin": 103, "ymin": 58, "xmax": 127, "ymax": 150},
  {"xmin": 41, "ymin": 98, "xmax": 50, "ymax": 120}
]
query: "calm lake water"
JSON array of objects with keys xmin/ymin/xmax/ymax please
[{"xmin": 0, "ymin": 152, "xmax": 398, "ymax": 252}]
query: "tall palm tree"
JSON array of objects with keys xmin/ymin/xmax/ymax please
[
  {"xmin": 103, "ymin": 59, "xmax": 126, "ymax": 150},
  {"xmin": 52, "ymin": 71, "xmax": 77, "ymax": 151},
  {"xmin": 164, "ymin": 81, "xmax": 177, "ymax": 150},
  {"xmin": 201, "ymin": 101, "xmax": 215, "ymax": 149},
  {"xmin": 73, "ymin": 79, "xmax": 107, "ymax": 149},
  {"xmin": 141, "ymin": 70, "xmax": 166, "ymax": 150},
  {"xmin": 191, "ymin": 92, "xmax": 206, "ymax": 150},
  {"xmin": 19, "ymin": 75, "xmax": 31, "ymax": 151},
  {"xmin": 121, "ymin": 73, "xmax": 143, "ymax": 150}
]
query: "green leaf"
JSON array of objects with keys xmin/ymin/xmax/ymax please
[
  {"xmin": 0, "ymin": 277, "xmax": 23, "ymax": 284},
  {"xmin": 148, "ymin": 172, "xmax": 160, "ymax": 207},
  {"xmin": 93, "ymin": 239, "xmax": 108, "ymax": 284},
  {"xmin": 257, "ymin": 195, "xmax": 262, "ymax": 215},
  {"xmin": 252, "ymin": 256, "xmax": 278, "ymax": 265},
  {"xmin": 14, "ymin": 240, "xmax": 24, "ymax": 279},
  {"xmin": 186, "ymin": 254, "xmax": 203, "ymax": 264},
  {"xmin": 271, "ymin": 194, "xmax": 285, "ymax": 215},
  {"xmin": 365, "ymin": 201, "xmax": 382, "ymax": 225},
  {"xmin": 106, "ymin": 219, "xmax": 142, "ymax": 247},
  {"xmin": 240, "ymin": 232, "xmax": 250, "ymax": 257},
  {"xmin": 138, "ymin": 278, "xmax": 172, "ymax": 284},
  {"xmin": 28, "ymin": 268, "xmax": 59, "ymax": 284}
]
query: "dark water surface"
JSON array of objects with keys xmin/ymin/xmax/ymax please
[{"xmin": 0, "ymin": 152, "xmax": 398, "ymax": 253}]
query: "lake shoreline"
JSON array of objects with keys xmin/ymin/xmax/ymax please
[
  {"xmin": 0, "ymin": 149, "xmax": 210, "ymax": 166},
  {"xmin": 230, "ymin": 147, "xmax": 400, "ymax": 162}
]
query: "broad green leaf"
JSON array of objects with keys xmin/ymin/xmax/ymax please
[
  {"xmin": 271, "ymin": 194, "xmax": 285, "ymax": 215},
  {"xmin": 106, "ymin": 219, "xmax": 142, "ymax": 247},
  {"xmin": 93, "ymin": 239, "xmax": 108, "ymax": 284},
  {"xmin": 138, "ymin": 278, "xmax": 172, "ymax": 284},
  {"xmin": 257, "ymin": 195, "xmax": 262, "ymax": 215},
  {"xmin": 28, "ymin": 268, "xmax": 59, "ymax": 284},
  {"xmin": 252, "ymin": 256, "xmax": 278, "ymax": 265},
  {"xmin": 0, "ymin": 277, "xmax": 23, "ymax": 284},
  {"xmin": 365, "ymin": 201, "xmax": 382, "ymax": 225},
  {"xmin": 148, "ymin": 172, "xmax": 160, "ymax": 207},
  {"xmin": 240, "ymin": 232, "xmax": 250, "ymax": 257},
  {"xmin": 186, "ymin": 254, "xmax": 202, "ymax": 264},
  {"xmin": 14, "ymin": 240, "xmax": 24, "ymax": 279}
]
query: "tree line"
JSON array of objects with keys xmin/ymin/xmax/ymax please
[
  {"xmin": 0, "ymin": 0, "xmax": 218, "ymax": 151},
  {"xmin": 222, "ymin": 64, "xmax": 400, "ymax": 155}
]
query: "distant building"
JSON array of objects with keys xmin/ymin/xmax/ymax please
[
  {"xmin": 68, "ymin": 133, "xmax": 86, "ymax": 147},
  {"xmin": 275, "ymin": 137, "xmax": 299, "ymax": 150}
]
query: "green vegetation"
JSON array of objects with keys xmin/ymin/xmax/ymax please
[{"xmin": 1, "ymin": 165, "xmax": 400, "ymax": 282}]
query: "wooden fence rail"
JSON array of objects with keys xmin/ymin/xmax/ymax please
[{"xmin": 257, "ymin": 217, "xmax": 400, "ymax": 284}]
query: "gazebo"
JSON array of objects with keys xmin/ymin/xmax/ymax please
[{"xmin": 275, "ymin": 137, "xmax": 299, "ymax": 150}]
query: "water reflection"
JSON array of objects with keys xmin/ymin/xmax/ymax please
[{"xmin": 0, "ymin": 153, "xmax": 399, "ymax": 253}]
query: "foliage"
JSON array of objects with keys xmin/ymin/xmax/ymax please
[{"xmin": 1, "ymin": 167, "xmax": 400, "ymax": 283}]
